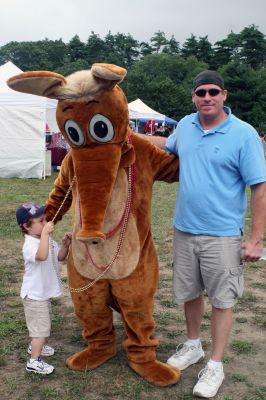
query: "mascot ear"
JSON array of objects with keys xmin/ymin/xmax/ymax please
[
  {"xmin": 7, "ymin": 64, "xmax": 127, "ymax": 100},
  {"xmin": 91, "ymin": 63, "xmax": 127, "ymax": 90},
  {"xmin": 7, "ymin": 71, "xmax": 66, "ymax": 99}
]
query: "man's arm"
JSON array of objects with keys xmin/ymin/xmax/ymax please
[
  {"xmin": 143, "ymin": 136, "xmax": 167, "ymax": 150},
  {"xmin": 241, "ymin": 182, "xmax": 266, "ymax": 261}
]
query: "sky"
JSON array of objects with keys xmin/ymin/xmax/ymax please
[{"xmin": 1, "ymin": 0, "xmax": 265, "ymax": 47}]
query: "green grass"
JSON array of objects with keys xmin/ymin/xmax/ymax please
[
  {"xmin": 235, "ymin": 317, "xmax": 248, "ymax": 323},
  {"xmin": 0, "ymin": 177, "xmax": 265, "ymax": 400},
  {"xmin": 230, "ymin": 373, "xmax": 248, "ymax": 383},
  {"xmin": 0, "ymin": 174, "xmax": 72, "ymax": 241},
  {"xmin": 231, "ymin": 340, "xmax": 257, "ymax": 355}
]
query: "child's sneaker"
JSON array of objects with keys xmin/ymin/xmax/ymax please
[
  {"xmin": 26, "ymin": 357, "xmax": 54, "ymax": 374},
  {"xmin": 27, "ymin": 344, "xmax": 55, "ymax": 356}
]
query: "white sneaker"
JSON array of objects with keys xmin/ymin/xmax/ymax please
[
  {"xmin": 193, "ymin": 364, "xmax": 225, "ymax": 398},
  {"xmin": 27, "ymin": 344, "xmax": 55, "ymax": 356},
  {"xmin": 167, "ymin": 342, "xmax": 205, "ymax": 370},
  {"xmin": 26, "ymin": 357, "xmax": 54, "ymax": 375}
]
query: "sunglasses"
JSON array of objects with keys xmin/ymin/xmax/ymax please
[{"xmin": 194, "ymin": 88, "xmax": 223, "ymax": 97}]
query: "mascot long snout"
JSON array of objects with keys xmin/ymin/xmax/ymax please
[{"xmin": 72, "ymin": 144, "xmax": 122, "ymax": 244}]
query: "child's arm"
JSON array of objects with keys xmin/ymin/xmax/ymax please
[
  {"xmin": 35, "ymin": 222, "xmax": 54, "ymax": 261},
  {"xmin": 58, "ymin": 232, "xmax": 72, "ymax": 261}
]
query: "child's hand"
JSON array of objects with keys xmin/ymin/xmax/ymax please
[
  {"xmin": 42, "ymin": 221, "xmax": 54, "ymax": 236},
  {"xmin": 62, "ymin": 232, "xmax": 72, "ymax": 247}
]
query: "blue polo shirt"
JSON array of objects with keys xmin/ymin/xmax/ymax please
[{"xmin": 166, "ymin": 107, "xmax": 266, "ymax": 236}]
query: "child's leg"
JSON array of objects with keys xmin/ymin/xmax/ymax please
[
  {"xmin": 31, "ymin": 337, "xmax": 46, "ymax": 359},
  {"xmin": 23, "ymin": 297, "xmax": 51, "ymax": 359}
]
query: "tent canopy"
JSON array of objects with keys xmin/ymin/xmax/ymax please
[
  {"xmin": 0, "ymin": 61, "xmax": 58, "ymax": 179},
  {"xmin": 128, "ymin": 98, "xmax": 178, "ymax": 125}
]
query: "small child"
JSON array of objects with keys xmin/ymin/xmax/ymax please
[{"xmin": 16, "ymin": 202, "xmax": 71, "ymax": 375}]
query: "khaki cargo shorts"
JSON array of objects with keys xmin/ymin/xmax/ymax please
[
  {"xmin": 172, "ymin": 229, "xmax": 244, "ymax": 309},
  {"xmin": 23, "ymin": 297, "xmax": 52, "ymax": 337}
]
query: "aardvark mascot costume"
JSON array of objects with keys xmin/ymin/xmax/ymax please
[{"xmin": 8, "ymin": 63, "xmax": 180, "ymax": 386}]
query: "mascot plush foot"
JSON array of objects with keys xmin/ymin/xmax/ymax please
[
  {"xmin": 128, "ymin": 360, "xmax": 181, "ymax": 386},
  {"xmin": 66, "ymin": 345, "xmax": 116, "ymax": 371}
]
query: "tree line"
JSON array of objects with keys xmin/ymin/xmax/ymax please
[{"xmin": 0, "ymin": 25, "xmax": 265, "ymax": 130}]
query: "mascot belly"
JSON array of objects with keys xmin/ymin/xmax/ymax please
[{"xmin": 7, "ymin": 63, "xmax": 180, "ymax": 386}]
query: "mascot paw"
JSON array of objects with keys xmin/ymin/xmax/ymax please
[
  {"xmin": 128, "ymin": 360, "xmax": 181, "ymax": 386},
  {"xmin": 66, "ymin": 346, "xmax": 116, "ymax": 371}
]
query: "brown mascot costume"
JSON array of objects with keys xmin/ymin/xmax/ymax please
[{"xmin": 8, "ymin": 63, "xmax": 180, "ymax": 386}]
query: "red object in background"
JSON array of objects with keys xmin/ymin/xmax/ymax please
[
  {"xmin": 47, "ymin": 133, "xmax": 69, "ymax": 166},
  {"xmin": 144, "ymin": 120, "xmax": 155, "ymax": 134},
  {"xmin": 51, "ymin": 147, "xmax": 67, "ymax": 166}
]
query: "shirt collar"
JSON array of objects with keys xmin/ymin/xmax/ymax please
[{"xmin": 192, "ymin": 106, "xmax": 231, "ymax": 134}]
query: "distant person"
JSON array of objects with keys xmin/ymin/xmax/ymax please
[
  {"xmin": 163, "ymin": 124, "xmax": 170, "ymax": 137},
  {"xmin": 144, "ymin": 119, "xmax": 155, "ymax": 134},
  {"xmin": 154, "ymin": 123, "xmax": 165, "ymax": 137},
  {"xmin": 129, "ymin": 121, "xmax": 136, "ymax": 132},
  {"xmin": 16, "ymin": 202, "xmax": 71, "ymax": 374},
  {"xmin": 151, "ymin": 70, "xmax": 266, "ymax": 398}
]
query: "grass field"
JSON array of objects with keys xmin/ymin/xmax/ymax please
[{"xmin": 0, "ymin": 174, "xmax": 266, "ymax": 400}]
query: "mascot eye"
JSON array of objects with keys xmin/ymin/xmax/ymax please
[
  {"xmin": 89, "ymin": 114, "xmax": 114, "ymax": 143},
  {"xmin": 64, "ymin": 120, "xmax": 85, "ymax": 146}
]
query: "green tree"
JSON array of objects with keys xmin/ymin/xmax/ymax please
[
  {"xmin": 103, "ymin": 31, "xmax": 122, "ymax": 65},
  {"xmin": 39, "ymin": 39, "xmax": 67, "ymax": 70},
  {"xmin": 67, "ymin": 35, "xmax": 87, "ymax": 63},
  {"xmin": 239, "ymin": 25, "xmax": 266, "ymax": 69},
  {"xmin": 150, "ymin": 31, "xmax": 168, "ymax": 53},
  {"xmin": 113, "ymin": 33, "xmax": 139, "ymax": 67},
  {"xmin": 0, "ymin": 40, "xmax": 67, "ymax": 71},
  {"xmin": 103, "ymin": 31, "xmax": 139, "ymax": 67},
  {"xmin": 56, "ymin": 59, "xmax": 89, "ymax": 76},
  {"xmin": 221, "ymin": 61, "xmax": 262, "ymax": 128},
  {"xmin": 197, "ymin": 36, "xmax": 213, "ymax": 64},
  {"xmin": 212, "ymin": 32, "xmax": 242, "ymax": 69},
  {"xmin": 139, "ymin": 41, "xmax": 153, "ymax": 57},
  {"xmin": 163, "ymin": 36, "xmax": 180, "ymax": 54},
  {"xmin": 256, "ymin": 66, "xmax": 266, "ymax": 131},
  {"xmin": 181, "ymin": 34, "xmax": 198, "ymax": 58},
  {"xmin": 86, "ymin": 31, "xmax": 107, "ymax": 66}
]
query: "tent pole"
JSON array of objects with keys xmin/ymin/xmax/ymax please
[{"xmin": 43, "ymin": 140, "xmax": 46, "ymax": 180}]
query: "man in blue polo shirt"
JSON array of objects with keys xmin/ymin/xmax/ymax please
[{"xmin": 165, "ymin": 71, "xmax": 266, "ymax": 398}]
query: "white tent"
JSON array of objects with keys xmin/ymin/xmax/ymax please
[
  {"xmin": 128, "ymin": 98, "xmax": 165, "ymax": 121},
  {"xmin": 0, "ymin": 61, "xmax": 58, "ymax": 179},
  {"xmin": 128, "ymin": 98, "xmax": 178, "ymax": 133}
]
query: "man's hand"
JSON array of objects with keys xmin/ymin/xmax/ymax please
[{"xmin": 241, "ymin": 238, "xmax": 263, "ymax": 262}]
